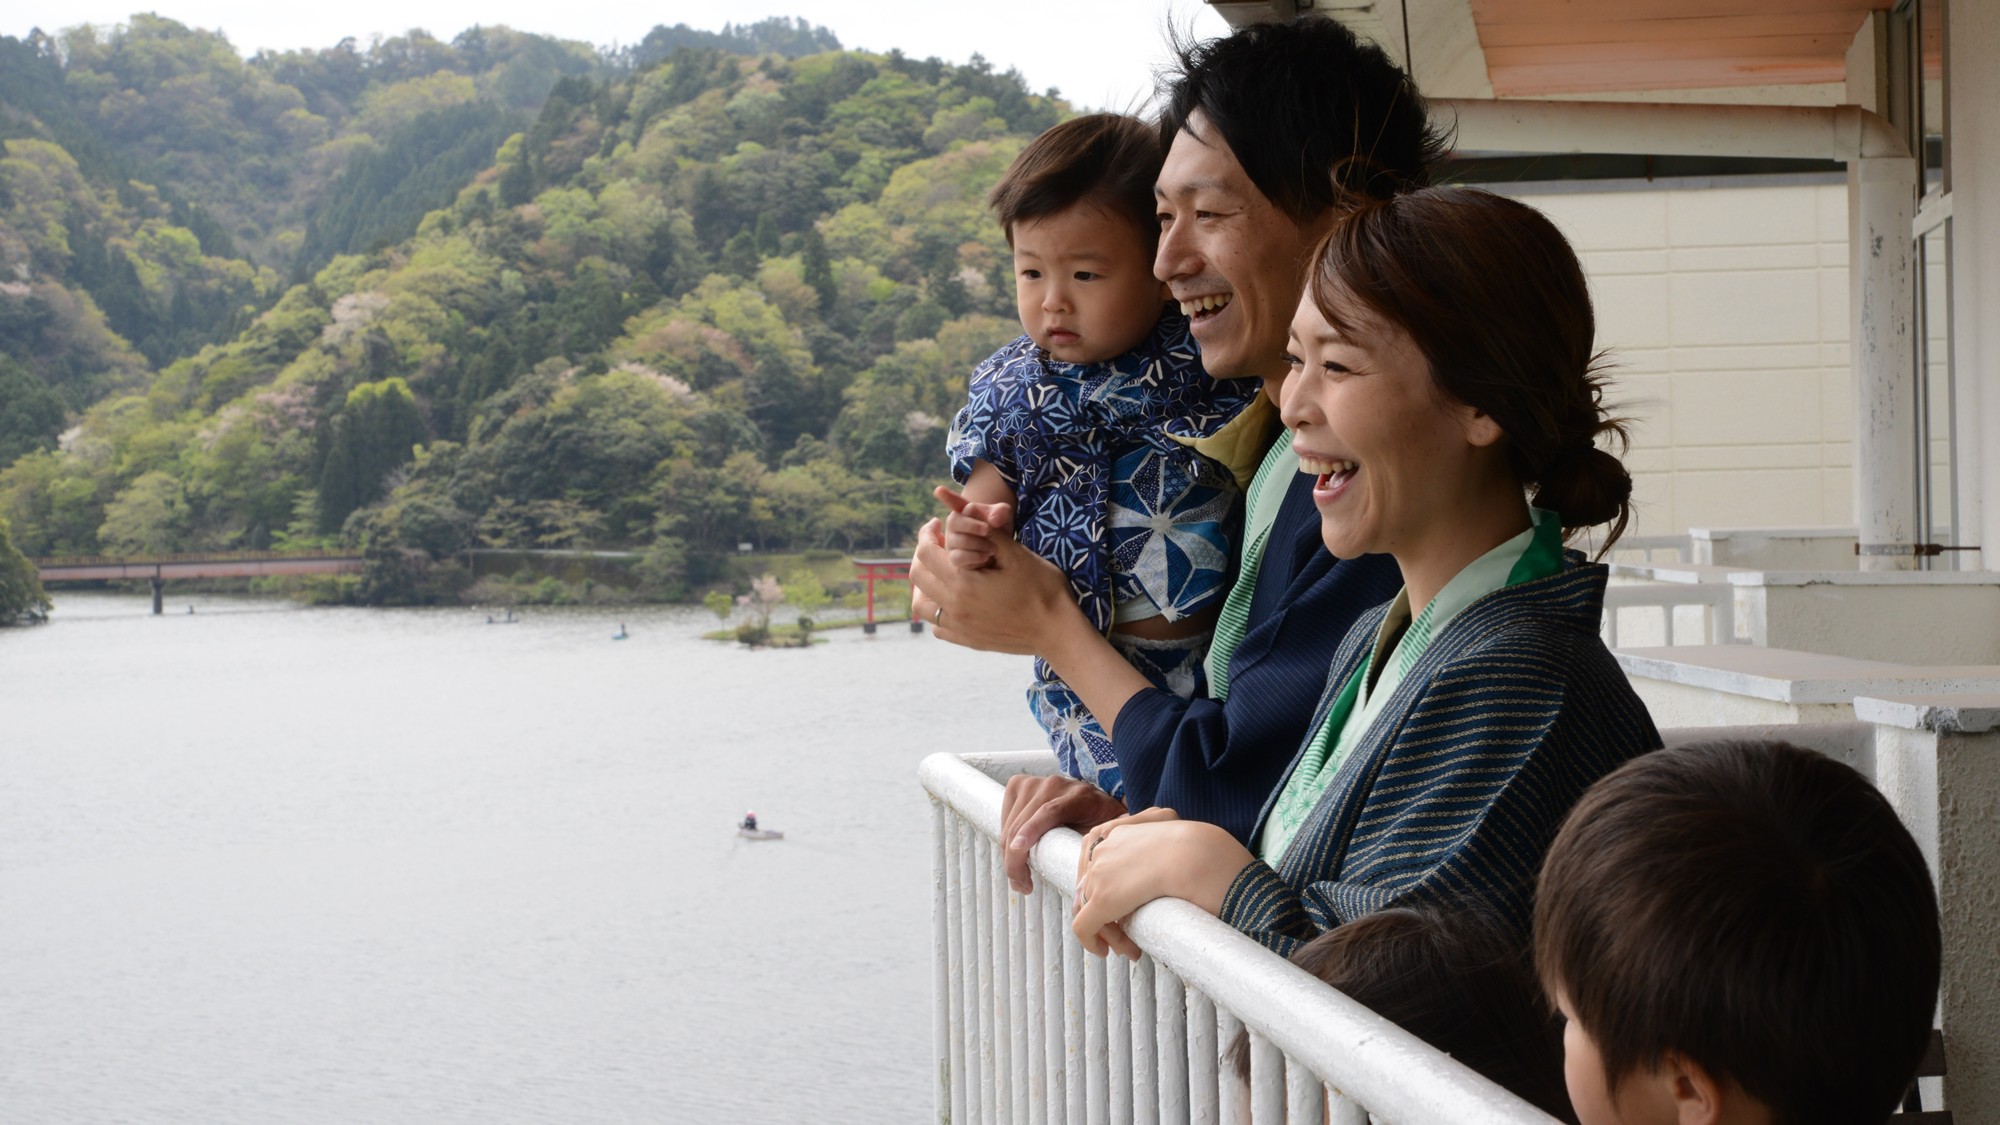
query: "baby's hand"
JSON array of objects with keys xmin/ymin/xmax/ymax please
[{"xmin": 933, "ymin": 485, "xmax": 1015, "ymax": 570}]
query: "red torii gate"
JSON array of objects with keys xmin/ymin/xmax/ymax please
[{"xmin": 852, "ymin": 557, "xmax": 922, "ymax": 634}]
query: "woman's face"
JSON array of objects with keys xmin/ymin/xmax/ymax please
[{"xmin": 1279, "ymin": 288, "xmax": 1503, "ymax": 563}]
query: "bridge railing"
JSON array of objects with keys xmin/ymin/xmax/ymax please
[
  {"xmin": 920, "ymin": 750, "xmax": 1561, "ymax": 1125},
  {"xmin": 29, "ymin": 550, "xmax": 361, "ymax": 567}
]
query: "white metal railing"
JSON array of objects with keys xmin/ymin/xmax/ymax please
[
  {"xmin": 1600, "ymin": 583, "xmax": 1738, "ymax": 647},
  {"xmin": 1598, "ymin": 533, "xmax": 1690, "ymax": 565},
  {"xmin": 922, "ymin": 750, "xmax": 1562, "ymax": 1125}
]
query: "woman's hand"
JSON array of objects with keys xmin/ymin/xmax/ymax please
[{"xmin": 1072, "ymin": 809, "xmax": 1255, "ymax": 958}]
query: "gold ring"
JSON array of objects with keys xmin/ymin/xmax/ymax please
[{"xmin": 933, "ymin": 605, "xmax": 944, "ymax": 625}]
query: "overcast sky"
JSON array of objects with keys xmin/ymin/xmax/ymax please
[{"xmin": 4, "ymin": 1, "xmax": 1232, "ymax": 112}]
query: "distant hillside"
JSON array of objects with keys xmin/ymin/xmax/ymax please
[{"xmin": 0, "ymin": 18, "xmax": 1069, "ymax": 604}]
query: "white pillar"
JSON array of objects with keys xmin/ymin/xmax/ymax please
[
  {"xmin": 1856, "ymin": 696, "xmax": 2000, "ymax": 1123},
  {"xmin": 1952, "ymin": 0, "xmax": 2000, "ymax": 568},
  {"xmin": 1853, "ymin": 154, "xmax": 1921, "ymax": 571}
]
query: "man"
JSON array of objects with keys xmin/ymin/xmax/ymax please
[{"xmin": 912, "ymin": 18, "xmax": 1441, "ymax": 892}]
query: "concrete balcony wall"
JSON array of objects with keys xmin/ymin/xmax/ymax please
[
  {"xmin": 1616, "ymin": 645, "xmax": 2000, "ymax": 727},
  {"xmin": 1608, "ymin": 563, "xmax": 2000, "ymax": 664},
  {"xmin": 1688, "ymin": 525, "xmax": 1859, "ymax": 568},
  {"xmin": 1734, "ymin": 572, "xmax": 2000, "ymax": 664}
]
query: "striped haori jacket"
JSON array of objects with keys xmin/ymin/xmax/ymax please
[{"xmin": 1220, "ymin": 555, "xmax": 1662, "ymax": 956}]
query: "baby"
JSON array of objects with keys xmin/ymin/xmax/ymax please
[{"xmin": 944, "ymin": 113, "xmax": 1254, "ymax": 799}]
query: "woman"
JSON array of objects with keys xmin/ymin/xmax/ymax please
[{"xmin": 1069, "ymin": 187, "xmax": 1662, "ymax": 958}]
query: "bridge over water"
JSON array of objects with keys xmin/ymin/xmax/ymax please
[{"xmin": 31, "ymin": 552, "xmax": 365, "ymax": 613}]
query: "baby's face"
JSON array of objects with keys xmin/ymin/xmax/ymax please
[{"xmin": 1010, "ymin": 203, "xmax": 1166, "ymax": 364}]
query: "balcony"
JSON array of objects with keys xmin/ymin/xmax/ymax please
[{"xmin": 921, "ymin": 699, "xmax": 1998, "ymax": 1122}]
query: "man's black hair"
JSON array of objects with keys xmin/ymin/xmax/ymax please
[{"xmin": 1159, "ymin": 17, "xmax": 1448, "ymax": 217}]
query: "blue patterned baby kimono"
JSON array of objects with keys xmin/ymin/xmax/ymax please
[{"xmin": 947, "ymin": 310, "xmax": 1254, "ymax": 798}]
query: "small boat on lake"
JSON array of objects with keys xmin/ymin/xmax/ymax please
[{"xmin": 738, "ymin": 826, "xmax": 785, "ymax": 841}]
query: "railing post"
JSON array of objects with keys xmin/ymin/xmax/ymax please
[
  {"xmin": 1109, "ymin": 956, "xmax": 1133, "ymax": 1122},
  {"xmin": 1156, "ymin": 965, "xmax": 1189, "ymax": 1125},
  {"xmin": 933, "ymin": 803, "xmax": 954, "ymax": 1124},
  {"xmin": 1132, "ymin": 958, "xmax": 1159, "ymax": 1125},
  {"xmin": 1043, "ymin": 889, "xmax": 1066, "ymax": 1124},
  {"xmin": 1187, "ymin": 989, "xmax": 1218, "ymax": 1125},
  {"xmin": 1064, "ymin": 900, "xmax": 1087, "ymax": 1124},
  {"xmin": 1248, "ymin": 1031, "xmax": 1283, "ymax": 1123},
  {"xmin": 1085, "ymin": 950, "xmax": 1109, "ymax": 1123},
  {"xmin": 954, "ymin": 817, "xmax": 974, "ymax": 1125},
  {"xmin": 1007, "ymin": 878, "xmax": 1027, "ymax": 1122},
  {"xmin": 1285, "ymin": 1057, "xmax": 1325, "ymax": 1125},
  {"xmin": 1218, "ymin": 1010, "xmax": 1247, "ymax": 1125},
  {"xmin": 1025, "ymin": 887, "xmax": 1047, "ymax": 1125}
]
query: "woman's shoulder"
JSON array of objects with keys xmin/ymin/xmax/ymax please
[{"xmin": 1419, "ymin": 560, "xmax": 1629, "ymax": 694}]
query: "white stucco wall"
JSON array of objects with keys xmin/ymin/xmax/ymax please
[{"xmin": 1500, "ymin": 178, "xmax": 1856, "ymax": 539}]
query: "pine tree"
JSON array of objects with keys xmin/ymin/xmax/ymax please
[{"xmin": 802, "ymin": 228, "xmax": 837, "ymax": 313}]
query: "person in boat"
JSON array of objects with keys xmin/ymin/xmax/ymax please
[
  {"xmin": 911, "ymin": 17, "xmax": 1429, "ymax": 892},
  {"xmin": 1067, "ymin": 187, "xmax": 1662, "ymax": 957},
  {"xmin": 741, "ymin": 811, "xmax": 757, "ymax": 832}
]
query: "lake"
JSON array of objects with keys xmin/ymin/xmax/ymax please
[{"xmin": 0, "ymin": 592, "xmax": 1042, "ymax": 1123}]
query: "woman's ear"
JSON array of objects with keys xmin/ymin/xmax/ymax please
[{"xmin": 1457, "ymin": 405, "xmax": 1505, "ymax": 449}]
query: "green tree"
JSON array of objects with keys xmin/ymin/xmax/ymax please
[
  {"xmin": 0, "ymin": 357, "xmax": 68, "ymax": 469},
  {"xmin": 783, "ymin": 567, "xmax": 830, "ymax": 633},
  {"xmin": 802, "ymin": 227, "xmax": 837, "ymax": 313},
  {"xmin": 633, "ymin": 533, "xmax": 689, "ymax": 599},
  {"xmin": 317, "ymin": 377, "xmax": 428, "ymax": 534},
  {"xmin": 98, "ymin": 470, "xmax": 188, "ymax": 556},
  {"xmin": 0, "ymin": 516, "xmax": 52, "ymax": 625}
]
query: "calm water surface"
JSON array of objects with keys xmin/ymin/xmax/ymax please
[{"xmin": 0, "ymin": 592, "xmax": 1040, "ymax": 1123}]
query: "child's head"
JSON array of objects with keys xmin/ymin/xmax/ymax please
[
  {"xmin": 1227, "ymin": 904, "xmax": 1576, "ymax": 1124},
  {"xmin": 1535, "ymin": 740, "xmax": 1941, "ymax": 1125},
  {"xmin": 988, "ymin": 113, "xmax": 1167, "ymax": 365}
]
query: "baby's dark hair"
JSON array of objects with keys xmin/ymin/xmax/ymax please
[
  {"xmin": 1227, "ymin": 904, "xmax": 1575, "ymax": 1123},
  {"xmin": 988, "ymin": 113, "xmax": 1163, "ymax": 248},
  {"xmin": 1536, "ymin": 740, "xmax": 1941, "ymax": 1125}
]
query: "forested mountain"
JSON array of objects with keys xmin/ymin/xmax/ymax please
[{"xmin": 0, "ymin": 14, "xmax": 1069, "ymax": 603}]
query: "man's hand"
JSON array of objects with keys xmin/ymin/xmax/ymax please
[{"xmin": 999, "ymin": 773, "xmax": 1127, "ymax": 894}]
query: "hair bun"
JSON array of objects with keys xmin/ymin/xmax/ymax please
[{"xmin": 1532, "ymin": 444, "xmax": 1632, "ymax": 540}]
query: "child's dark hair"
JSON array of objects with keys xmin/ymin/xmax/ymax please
[
  {"xmin": 1308, "ymin": 186, "xmax": 1634, "ymax": 553},
  {"xmin": 1535, "ymin": 740, "xmax": 1941, "ymax": 1125},
  {"xmin": 987, "ymin": 113, "xmax": 1162, "ymax": 248},
  {"xmin": 1227, "ymin": 905, "xmax": 1575, "ymax": 1123},
  {"xmin": 1159, "ymin": 17, "xmax": 1445, "ymax": 218}
]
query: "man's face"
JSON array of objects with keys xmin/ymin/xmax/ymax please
[{"xmin": 1154, "ymin": 112, "xmax": 1326, "ymax": 381}]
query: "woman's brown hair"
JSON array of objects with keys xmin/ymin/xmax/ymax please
[{"xmin": 1308, "ymin": 186, "xmax": 1633, "ymax": 552}]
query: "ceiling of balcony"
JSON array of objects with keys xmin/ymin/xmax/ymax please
[
  {"xmin": 1210, "ymin": 0, "xmax": 1906, "ymax": 99},
  {"xmin": 1470, "ymin": 0, "xmax": 1894, "ymax": 95}
]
